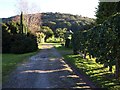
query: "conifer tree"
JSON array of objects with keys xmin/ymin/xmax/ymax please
[{"xmin": 20, "ymin": 11, "xmax": 23, "ymax": 34}]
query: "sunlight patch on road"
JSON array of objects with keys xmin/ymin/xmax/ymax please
[
  {"xmin": 21, "ymin": 67, "xmax": 73, "ymax": 74},
  {"xmin": 41, "ymin": 45, "xmax": 53, "ymax": 49},
  {"xmin": 49, "ymin": 58, "xmax": 56, "ymax": 61},
  {"xmin": 60, "ymin": 75, "xmax": 79, "ymax": 78},
  {"xmin": 73, "ymin": 82, "xmax": 91, "ymax": 89},
  {"xmin": 67, "ymin": 75, "xmax": 79, "ymax": 78}
]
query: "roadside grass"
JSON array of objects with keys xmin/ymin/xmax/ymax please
[
  {"xmin": 54, "ymin": 44, "xmax": 120, "ymax": 90},
  {"xmin": 0, "ymin": 54, "xmax": 2, "ymax": 87},
  {"xmin": 2, "ymin": 51, "xmax": 37, "ymax": 83}
]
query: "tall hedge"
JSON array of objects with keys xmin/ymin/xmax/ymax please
[
  {"xmin": 72, "ymin": 13, "xmax": 120, "ymax": 80},
  {"xmin": 2, "ymin": 21, "xmax": 38, "ymax": 54}
]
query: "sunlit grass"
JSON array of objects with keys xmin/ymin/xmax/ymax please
[
  {"xmin": 55, "ymin": 45, "xmax": 120, "ymax": 89},
  {"xmin": 2, "ymin": 52, "xmax": 37, "ymax": 83},
  {"xmin": 38, "ymin": 43, "xmax": 60, "ymax": 49}
]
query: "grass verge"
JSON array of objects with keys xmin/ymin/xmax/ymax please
[
  {"xmin": 54, "ymin": 44, "xmax": 120, "ymax": 90},
  {"xmin": 2, "ymin": 51, "xmax": 37, "ymax": 83}
]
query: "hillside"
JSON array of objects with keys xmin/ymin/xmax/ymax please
[{"xmin": 2, "ymin": 12, "xmax": 95, "ymax": 34}]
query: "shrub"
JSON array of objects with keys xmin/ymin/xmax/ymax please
[
  {"xmin": 10, "ymin": 34, "xmax": 38, "ymax": 54},
  {"xmin": 46, "ymin": 37, "xmax": 62, "ymax": 43}
]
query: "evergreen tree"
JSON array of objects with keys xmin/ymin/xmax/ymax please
[
  {"xmin": 95, "ymin": 2, "xmax": 118, "ymax": 24},
  {"xmin": 20, "ymin": 11, "xmax": 23, "ymax": 34}
]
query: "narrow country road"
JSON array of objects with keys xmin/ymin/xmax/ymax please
[{"xmin": 3, "ymin": 44, "xmax": 95, "ymax": 89}]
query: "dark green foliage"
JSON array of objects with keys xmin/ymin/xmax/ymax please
[
  {"xmin": 64, "ymin": 30, "xmax": 73, "ymax": 48},
  {"xmin": 41, "ymin": 26, "xmax": 54, "ymax": 42},
  {"xmin": 20, "ymin": 12, "xmax": 23, "ymax": 34},
  {"xmin": 95, "ymin": 2, "xmax": 120, "ymax": 24},
  {"xmin": 42, "ymin": 12, "xmax": 95, "ymax": 32},
  {"xmin": 72, "ymin": 13, "xmax": 120, "ymax": 80},
  {"xmin": 2, "ymin": 21, "xmax": 38, "ymax": 54},
  {"xmin": 72, "ymin": 31, "xmax": 80, "ymax": 55},
  {"xmin": 65, "ymin": 39, "xmax": 70, "ymax": 48},
  {"xmin": 2, "ymin": 24, "xmax": 11, "ymax": 53},
  {"xmin": 55, "ymin": 28, "xmax": 67, "ymax": 38},
  {"xmin": 10, "ymin": 34, "xmax": 38, "ymax": 54},
  {"xmin": 2, "ymin": 12, "xmax": 95, "ymax": 37},
  {"xmin": 7, "ymin": 21, "xmax": 19, "ymax": 34}
]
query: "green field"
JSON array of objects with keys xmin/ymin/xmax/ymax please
[
  {"xmin": 54, "ymin": 44, "xmax": 120, "ymax": 90},
  {"xmin": 2, "ymin": 52, "xmax": 37, "ymax": 82}
]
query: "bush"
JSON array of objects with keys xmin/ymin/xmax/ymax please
[
  {"xmin": 2, "ymin": 22, "xmax": 38, "ymax": 54},
  {"xmin": 46, "ymin": 37, "xmax": 62, "ymax": 43},
  {"xmin": 10, "ymin": 34, "xmax": 38, "ymax": 54},
  {"xmin": 2, "ymin": 24, "xmax": 12, "ymax": 53}
]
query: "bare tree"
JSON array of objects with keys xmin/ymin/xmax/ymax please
[{"xmin": 15, "ymin": 0, "xmax": 41, "ymax": 34}]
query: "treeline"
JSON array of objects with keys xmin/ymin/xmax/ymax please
[
  {"xmin": 2, "ymin": 12, "xmax": 95, "ymax": 35},
  {"xmin": 42, "ymin": 12, "xmax": 95, "ymax": 32},
  {"xmin": 73, "ymin": 13, "xmax": 120, "ymax": 79},
  {"xmin": 96, "ymin": 2, "xmax": 120, "ymax": 24},
  {"xmin": 72, "ymin": 2, "xmax": 120, "ymax": 80},
  {"xmin": 2, "ymin": 12, "xmax": 38, "ymax": 54}
]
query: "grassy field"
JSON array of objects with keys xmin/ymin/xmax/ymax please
[
  {"xmin": 2, "ymin": 52, "xmax": 37, "ymax": 83},
  {"xmin": 54, "ymin": 44, "xmax": 120, "ymax": 90}
]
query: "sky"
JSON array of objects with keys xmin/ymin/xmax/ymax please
[{"xmin": 0, "ymin": 0, "xmax": 99, "ymax": 18}]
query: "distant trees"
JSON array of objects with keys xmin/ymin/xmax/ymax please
[
  {"xmin": 2, "ymin": 12, "xmax": 95, "ymax": 52},
  {"xmin": 41, "ymin": 26, "xmax": 54, "ymax": 42},
  {"xmin": 36, "ymin": 32, "xmax": 45, "ymax": 44},
  {"xmin": 55, "ymin": 28, "xmax": 67, "ymax": 43},
  {"xmin": 41, "ymin": 12, "xmax": 95, "ymax": 32},
  {"xmin": 16, "ymin": 0, "xmax": 41, "ymax": 35},
  {"xmin": 2, "ymin": 0, "xmax": 43, "ymax": 54}
]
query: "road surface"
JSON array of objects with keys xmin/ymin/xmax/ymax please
[{"xmin": 3, "ymin": 44, "xmax": 95, "ymax": 89}]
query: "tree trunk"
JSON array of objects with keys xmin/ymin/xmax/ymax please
[
  {"xmin": 65, "ymin": 39, "xmax": 70, "ymax": 48},
  {"xmin": 89, "ymin": 54, "xmax": 92, "ymax": 59},
  {"xmin": 73, "ymin": 49, "xmax": 79, "ymax": 55},
  {"xmin": 109, "ymin": 65, "xmax": 112, "ymax": 72},
  {"xmin": 20, "ymin": 12, "xmax": 23, "ymax": 34},
  {"xmin": 103, "ymin": 63, "xmax": 108, "ymax": 68},
  {"xmin": 83, "ymin": 51, "xmax": 86, "ymax": 59},
  {"xmin": 115, "ymin": 57, "xmax": 120, "ymax": 80}
]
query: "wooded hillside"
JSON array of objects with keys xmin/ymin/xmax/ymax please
[{"xmin": 2, "ymin": 12, "xmax": 95, "ymax": 34}]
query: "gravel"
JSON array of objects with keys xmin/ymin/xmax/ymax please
[{"xmin": 3, "ymin": 44, "xmax": 95, "ymax": 89}]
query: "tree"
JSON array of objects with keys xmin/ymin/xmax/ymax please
[
  {"xmin": 55, "ymin": 28, "xmax": 67, "ymax": 43},
  {"xmin": 16, "ymin": 0, "xmax": 41, "ymax": 35},
  {"xmin": 7, "ymin": 21, "xmax": 19, "ymax": 34},
  {"xmin": 20, "ymin": 11, "xmax": 24, "ymax": 34},
  {"xmin": 36, "ymin": 32, "xmax": 46, "ymax": 44},
  {"xmin": 41, "ymin": 26, "xmax": 54, "ymax": 42},
  {"xmin": 95, "ymin": 2, "xmax": 118, "ymax": 24},
  {"xmin": 2, "ymin": 23, "xmax": 11, "ymax": 53},
  {"xmin": 65, "ymin": 30, "xmax": 73, "ymax": 48},
  {"xmin": 73, "ymin": 13, "xmax": 120, "ymax": 80}
]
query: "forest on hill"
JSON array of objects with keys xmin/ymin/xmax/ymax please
[
  {"xmin": 41, "ymin": 12, "xmax": 95, "ymax": 31},
  {"xmin": 2, "ymin": 12, "xmax": 95, "ymax": 34}
]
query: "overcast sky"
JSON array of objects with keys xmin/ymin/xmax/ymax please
[{"xmin": 0, "ymin": 0, "xmax": 99, "ymax": 18}]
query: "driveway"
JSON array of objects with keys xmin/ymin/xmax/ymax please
[{"xmin": 3, "ymin": 44, "xmax": 95, "ymax": 89}]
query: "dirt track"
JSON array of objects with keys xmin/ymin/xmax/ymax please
[{"xmin": 3, "ymin": 44, "xmax": 95, "ymax": 89}]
